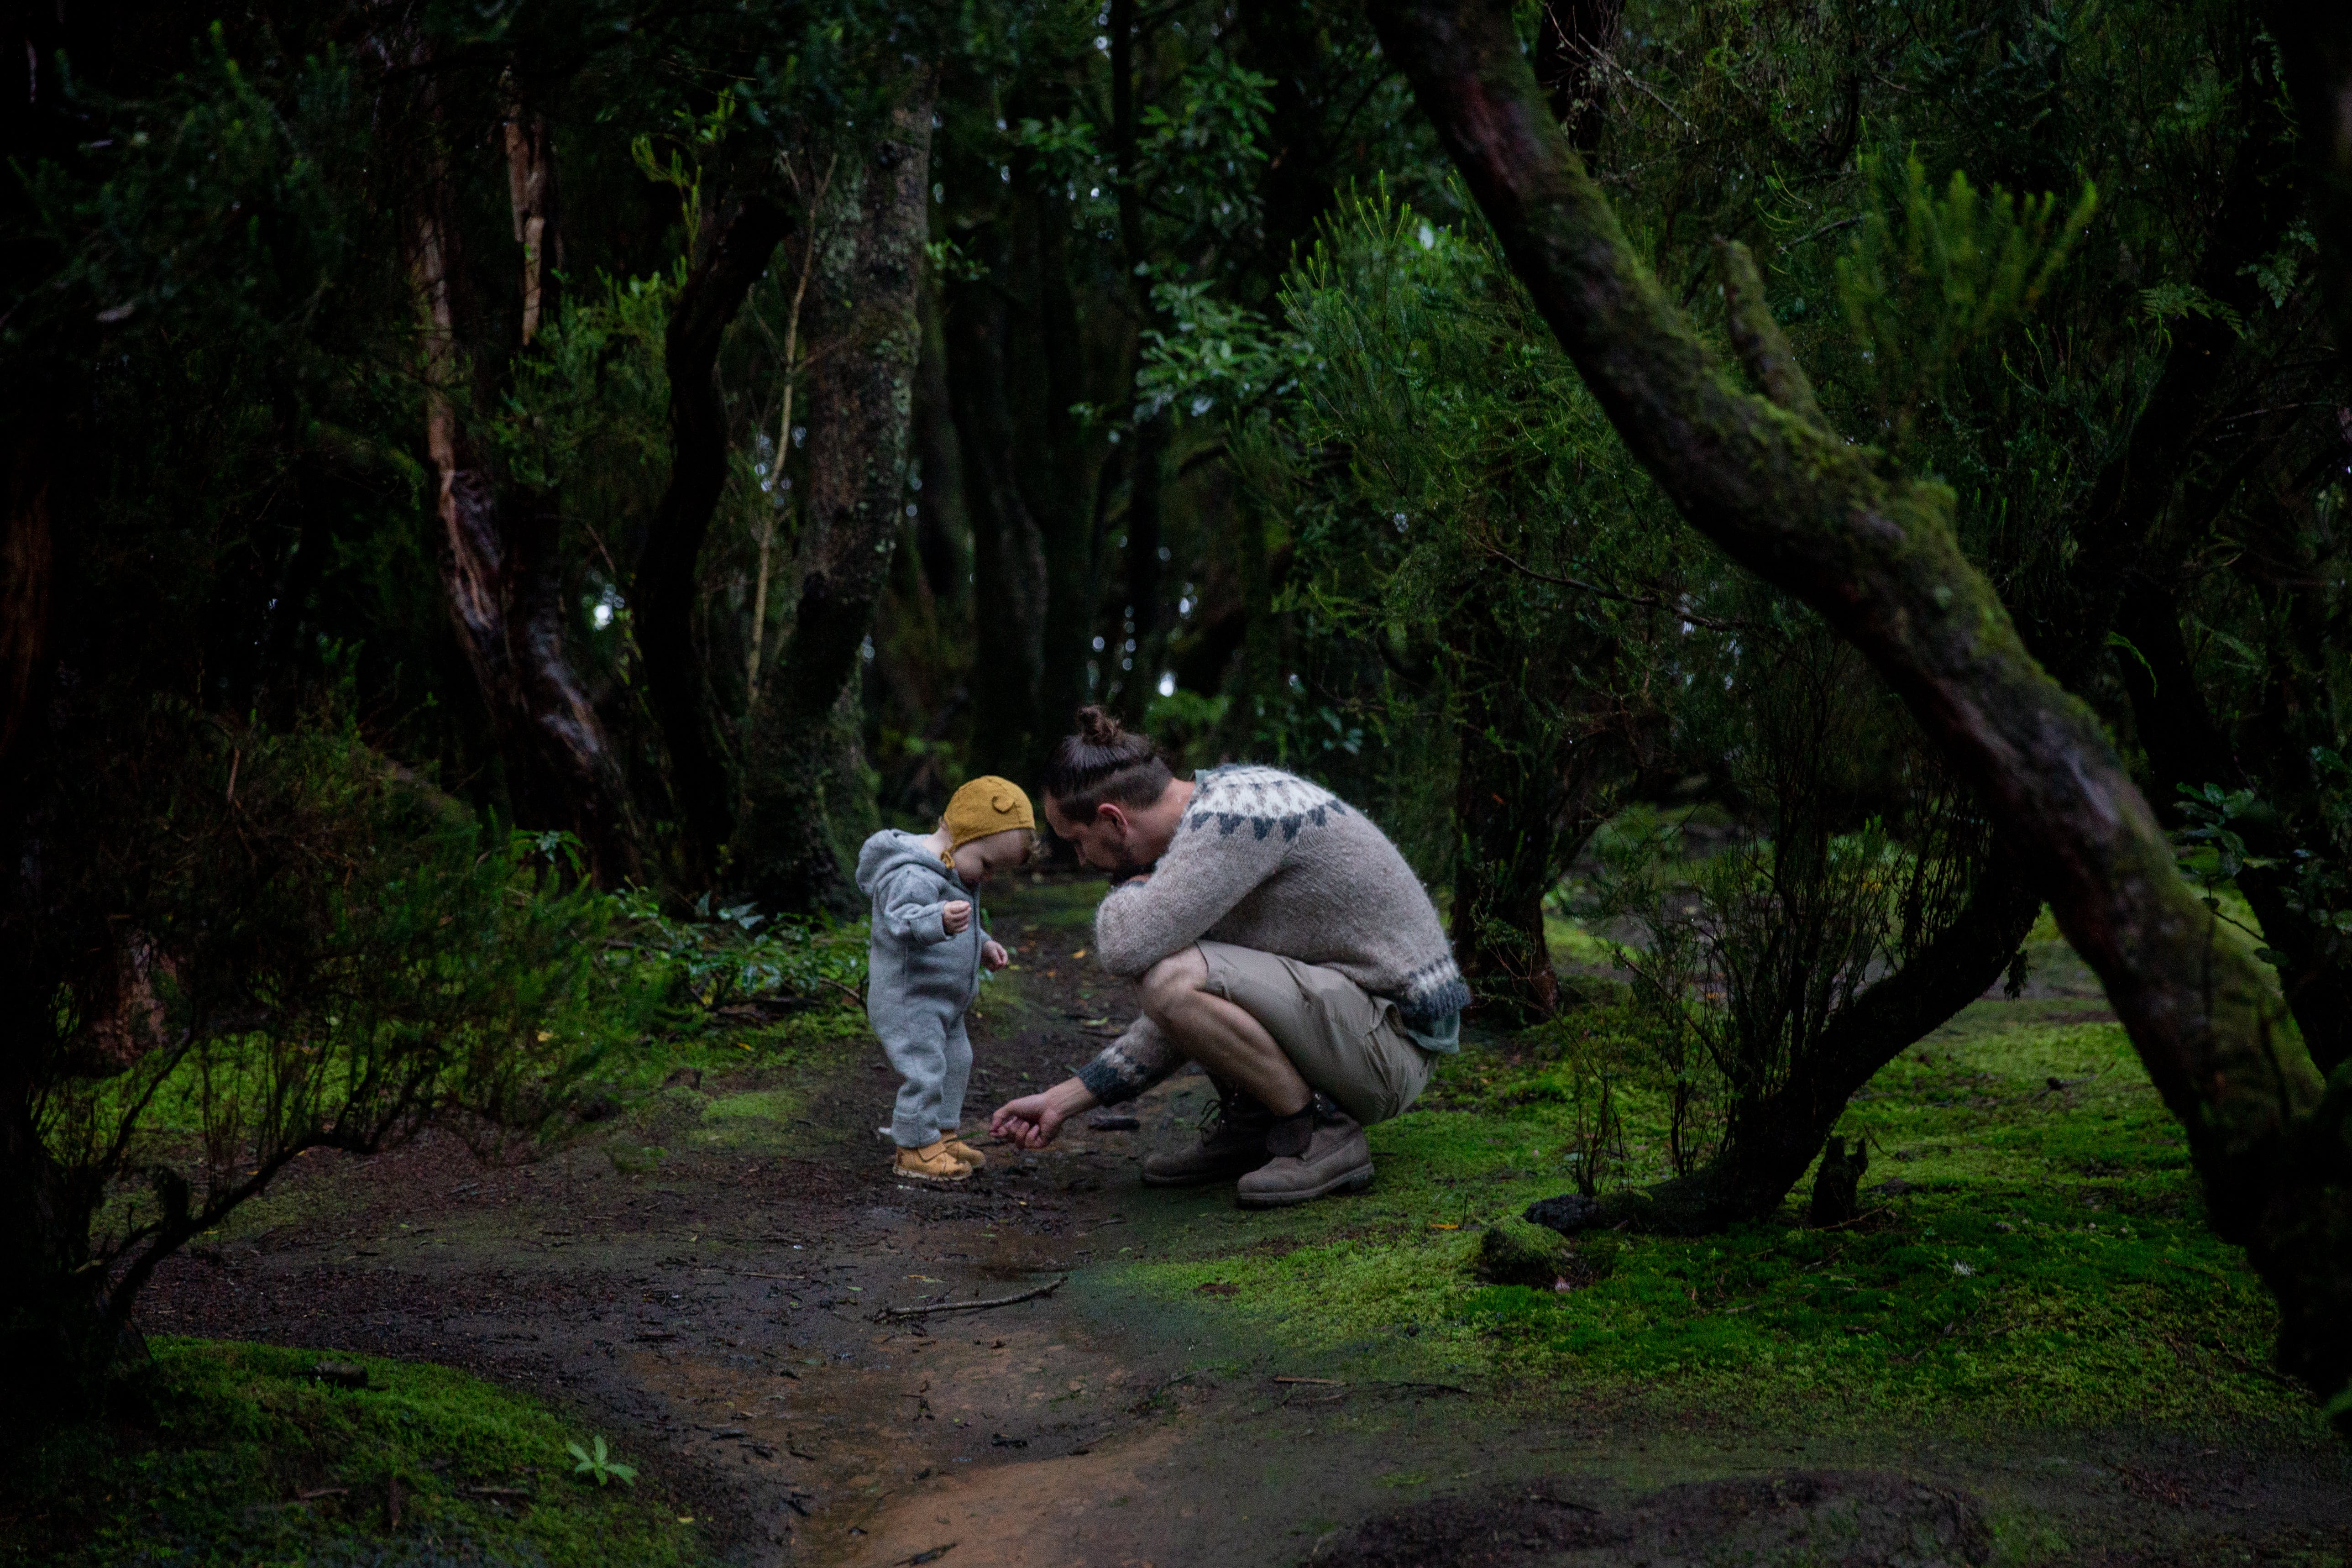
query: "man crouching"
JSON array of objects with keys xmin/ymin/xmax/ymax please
[{"xmin": 990, "ymin": 707, "xmax": 1467, "ymax": 1207}]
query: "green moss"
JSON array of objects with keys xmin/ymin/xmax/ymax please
[
  {"xmin": 2, "ymin": 1339, "xmax": 714, "ymax": 1568},
  {"xmin": 1541, "ymin": 909, "xmax": 1622, "ymax": 967},
  {"xmin": 688, "ymin": 1088, "xmax": 809, "ymax": 1153},
  {"xmin": 1097, "ymin": 994, "xmax": 2328, "ymax": 1444}
]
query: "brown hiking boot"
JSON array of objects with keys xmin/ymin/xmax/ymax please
[
  {"xmin": 1141, "ymin": 1079, "xmax": 1276, "ymax": 1187},
  {"xmin": 1235, "ymin": 1096, "xmax": 1373, "ymax": 1208},
  {"xmin": 941, "ymin": 1136, "xmax": 988, "ymax": 1172},
  {"xmin": 894, "ymin": 1139, "xmax": 972, "ymax": 1183}
]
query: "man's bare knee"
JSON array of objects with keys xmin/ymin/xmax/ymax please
[{"xmin": 1139, "ymin": 948, "xmax": 1209, "ymax": 1020}]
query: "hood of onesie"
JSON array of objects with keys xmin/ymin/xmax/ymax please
[{"xmin": 855, "ymin": 828, "xmax": 962, "ymax": 898}]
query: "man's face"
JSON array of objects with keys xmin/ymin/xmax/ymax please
[{"xmin": 1043, "ymin": 797, "xmax": 1140, "ymax": 876}]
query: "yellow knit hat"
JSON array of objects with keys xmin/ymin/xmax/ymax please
[{"xmin": 940, "ymin": 775, "xmax": 1036, "ymax": 852}]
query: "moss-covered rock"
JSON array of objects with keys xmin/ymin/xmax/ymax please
[{"xmin": 1475, "ymin": 1217, "xmax": 1575, "ymax": 1288}]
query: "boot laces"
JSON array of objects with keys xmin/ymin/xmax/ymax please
[{"xmin": 1197, "ymin": 1082, "xmax": 1264, "ymax": 1141}]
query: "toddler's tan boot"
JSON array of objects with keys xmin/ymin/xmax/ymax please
[
  {"xmin": 942, "ymin": 1136, "xmax": 988, "ymax": 1172},
  {"xmin": 894, "ymin": 1139, "xmax": 972, "ymax": 1182}
]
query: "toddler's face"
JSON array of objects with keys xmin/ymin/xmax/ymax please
[{"xmin": 951, "ymin": 829, "xmax": 1032, "ymax": 887}]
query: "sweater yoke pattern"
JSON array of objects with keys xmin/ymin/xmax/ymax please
[{"xmin": 1185, "ymin": 765, "xmax": 1351, "ymax": 844}]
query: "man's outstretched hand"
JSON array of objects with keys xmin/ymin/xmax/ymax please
[{"xmin": 990, "ymin": 1075, "xmax": 1097, "ymax": 1150}]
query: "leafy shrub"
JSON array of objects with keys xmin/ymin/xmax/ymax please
[
  {"xmin": 602, "ymin": 890, "xmax": 867, "ymax": 1014},
  {"xmin": 6, "ymin": 699, "xmax": 606, "ymax": 1409}
]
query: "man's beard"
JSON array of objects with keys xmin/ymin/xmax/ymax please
[{"xmin": 1105, "ymin": 856, "xmax": 1157, "ymax": 886}]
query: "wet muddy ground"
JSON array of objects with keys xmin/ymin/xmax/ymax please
[{"xmin": 143, "ymin": 881, "xmax": 2352, "ymax": 1567}]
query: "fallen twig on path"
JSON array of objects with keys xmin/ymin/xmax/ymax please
[
  {"xmin": 1273, "ymin": 1376, "xmax": 1344, "ymax": 1386},
  {"xmin": 871, "ymin": 1275, "xmax": 1067, "ymax": 1322}
]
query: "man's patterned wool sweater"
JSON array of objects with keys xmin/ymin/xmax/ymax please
[{"xmin": 1075, "ymin": 764, "xmax": 1470, "ymax": 1107}]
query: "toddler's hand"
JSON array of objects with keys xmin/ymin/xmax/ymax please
[
  {"xmin": 982, "ymin": 939, "xmax": 1009, "ymax": 971},
  {"xmin": 942, "ymin": 900, "xmax": 972, "ymax": 935}
]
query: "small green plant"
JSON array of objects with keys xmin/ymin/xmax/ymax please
[
  {"xmin": 568, "ymin": 1434, "xmax": 637, "ymax": 1488},
  {"xmin": 1558, "ymin": 1033, "xmax": 1628, "ymax": 1198}
]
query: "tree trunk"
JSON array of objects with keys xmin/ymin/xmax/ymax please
[
  {"xmin": 502, "ymin": 86, "xmax": 561, "ymax": 346},
  {"xmin": 1023, "ymin": 186, "xmax": 1103, "ymax": 784},
  {"xmin": 1235, "ymin": 5, "xmax": 1343, "ymax": 296},
  {"xmin": 631, "ymin": 194, "xmax": 793, "ymax": 880},
  {"xmin": 1531, "ymin": 844, "xmax": 2041, "ymax": 1234},
  {"xmin": 1374, "ymin": 0, "xmax": 2349, "ymax": 1428},
  {"xmin": 408, "ymin": 83, "xmax": 639, "ymax": 885},
  {"xmin": 942, "ymin": 273, "xmax": 1048, "ymax": 779},
  {"xmin": 734, "ymin": 76, "xmax": 935, "ymax": 913},
  {"xmin": 0, "ymin": 1065, "xmax": 112, "ymax": 1426},
  {"xmin": 2274, "ymin": 2, "xmax": 2352, "ymax": 351},
  {"xmin": 1449, "ymin": 608, "xmax": 1566, "ymax": 1021},
  {"xmin": 908, "ymin": 286, "xmax": 969, "ymax": 611},
  {"xmin": 1, "ymin": 437, "xmax": 53, "ymax": 768},
  {"xmin": 1110, "ymin": 0, "xmax": 1170, "ymax": 725},
  {"xmin": 1115, "ymin": 412, "xmax": 1170, "ymax": 723}
]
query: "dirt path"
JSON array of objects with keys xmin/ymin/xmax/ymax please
[{"xmin": 145, "ymin": 881, "xmax": 2351, "ymax": 1567}]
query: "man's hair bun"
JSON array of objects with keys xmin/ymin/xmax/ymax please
[
  {"xmin": 1044, "ymin": 704, "xmax": 1171, "ymax": 819},
  {"xmin": 1074, "ymin": 704, "xmax": 1126, "ymax": 746}
]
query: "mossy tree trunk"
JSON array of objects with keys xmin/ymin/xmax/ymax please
[
  {"xmin": 1371, "ymin": 0, "xmax": 2351, "ymax": 1428},
  {"xmin": 735, "ymin": 75, "xmax": 935, "ymax": 914}
]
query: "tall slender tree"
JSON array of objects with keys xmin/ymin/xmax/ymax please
[{"xmin": 736, "ymin": 73, "xmax": 939, "ymax": 912}]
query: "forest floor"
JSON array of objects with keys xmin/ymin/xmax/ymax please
[{"xmin": 35, "ymin": 876, "xmax": 2352, "ymax": 1567}]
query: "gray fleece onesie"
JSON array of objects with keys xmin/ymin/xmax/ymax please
[{"xmin": 857, "ymin": 829, "xmax": 989, "ymax": 1148}]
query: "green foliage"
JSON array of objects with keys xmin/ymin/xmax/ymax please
[
  {"xmin": 630, "ymin": 90, "xmax": 742, "ymax": 260},
  {"xmin": 6, "ymin": 692, "xmax": 608, "ymax": 1400},
  {"xmin": 1208, "ymin": 186, "xmax": 1686, "ymax": 881},
  {"xmin": 1834, "ymin": 147, "xmax": 2097, "ymax": 445},
  {"xmin": 1003, "ymin": 45, "xmax": 1278, "ymax": 282},
  {"xmin": 1133, "ymin": 281, "xmax": 1303, "ymax": 422},
  {"xmin": 1130, "ymin": 51, "xmax": 1275, "ymax": 252},
  {"xmin": 48, "ymin": 705, "xmax": 603, "ymax": 1196},
  {"xmin": 21, "ymin": 29, "xmax": 368, "ymax": 349},
  {"xmin": 491, "ymin": 271, "xmax": 678, "ymax": 495},
  {"xmin": 604, "ymin": 891, "xmax": 868, "ymax": 1013},
  {"xmin": 2174, "ymin": 763, "xmax": 2352, "ymax": 966},
  {"xmin": 1142, "ymin": 687, "xmax": 1232, "ymax": 774},
  {"xmin": 0, "ymin": 1340, "xmax": 709, "ymax": 1566}
]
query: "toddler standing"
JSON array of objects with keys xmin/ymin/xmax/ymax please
[{"xmin": 854, "ymin": 777, "xmax": 1035, "ymax": 1181}]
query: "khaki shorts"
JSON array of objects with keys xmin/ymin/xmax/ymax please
[{"xmin": 1195, "ymin": 940, "xmax": 1435, "ymax": 1125}]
